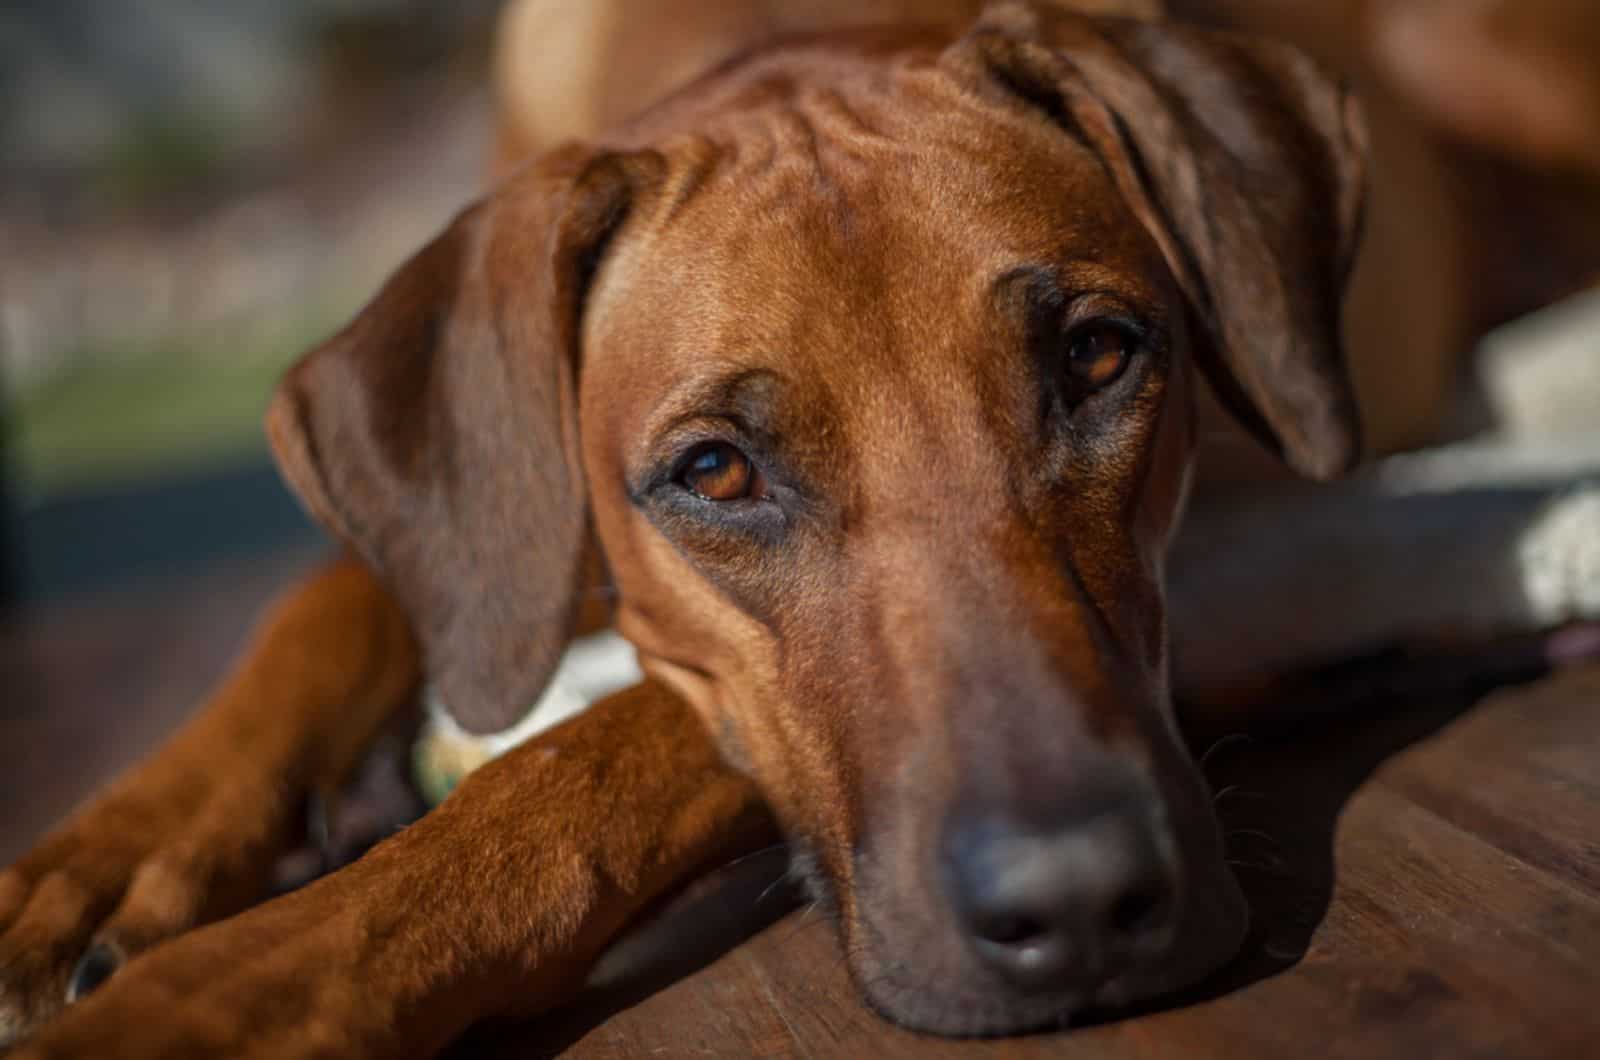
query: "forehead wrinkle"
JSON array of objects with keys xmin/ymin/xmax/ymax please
[{"xmin": 682, "ymin": 103, "xmax": 864, "ymax": 229}]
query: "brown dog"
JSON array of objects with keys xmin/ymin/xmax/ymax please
[{"xmin": 2, "ymin": 1, "xmax": 1592, "ymax": 1055}]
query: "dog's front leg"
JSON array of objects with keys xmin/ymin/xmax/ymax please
[
  {"xmin": 0, "ymin": 555, "xmax": 419, "ymax": 1047},
  {"xmin": 10, "ymin": 679, "xmax": 769, "ymax": 1060}
]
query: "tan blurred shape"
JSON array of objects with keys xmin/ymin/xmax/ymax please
[{"xmin": 1173, "ymin": 0, "xmax": 1600, "ymax": 175}]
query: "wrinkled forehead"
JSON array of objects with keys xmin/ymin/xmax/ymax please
[{"xmin": 581, "ymin": 81, "xmax": 1170, "ymax": 447}]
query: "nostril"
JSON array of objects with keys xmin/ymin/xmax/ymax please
[{"xmin": 978, "ymin": 914, "xmax": 1048, "ymax": 947}]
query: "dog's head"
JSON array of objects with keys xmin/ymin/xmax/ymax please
[{"xmin": 269, "ymin": 3, "xmax": 1364, "ymax": 1036}]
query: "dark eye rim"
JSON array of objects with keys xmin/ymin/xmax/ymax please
[{"xmin": 645, "ymin": 435, "xmax": 792, "ymax": 545}]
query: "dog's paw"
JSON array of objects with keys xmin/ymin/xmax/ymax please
[
  {"xmin": 8, "ymin": 856, "xmax": 444, "ymax": 1060},
  {"xmin": 0, "ymin": 759, "xmax": 295, "ymax": 1049}
]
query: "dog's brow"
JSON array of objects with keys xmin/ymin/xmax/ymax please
[
  {"xmin": 994, "ymin": 266, "xmax": 1097, "ymax": 355},
  {"xmin": 991, "ymin": 262, "xmax": 1157, "ymax": 326},
  {"xmin": 652, "ymin": 367, "xmax": 787, "ymax": 436},
  {"xmin": 993, "ymin": 264, "xmax": 1067, "ymax": 320}
]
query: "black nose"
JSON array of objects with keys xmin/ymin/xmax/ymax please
[{"xmin": 941, "ymin": 796, "xmax": 1180, "ymax": 993}]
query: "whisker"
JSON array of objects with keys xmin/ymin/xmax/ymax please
[
  {"xmin": 756, "ymin": 869, "xmax": 799, "ymax": 909},
  {"xmin": 1212, "ymin": 785, "xmax": 1264, "ymax": 806},
  {"xmin": 829, "ymin": 933, "xmax": 854, "ymax": 978},
  {"xmin": 1226, "ymin": 828, "xmax": 1282, "ymax": 849},
  {"xmin": 777, "ymin": 900, "xmax": 830, "ymax": 945},
  {"xmin": 1199, "ymin": 732, "xmax": 1252, "ymax": 769},
  {"xmin": 716, "ymin": 841, "xmax": 787, "ymax": 875}
]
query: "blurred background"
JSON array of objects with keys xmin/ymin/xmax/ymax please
[
  {"xmin": 1, "ymin": 0, "xmax": 498, "ymax": 605},
  {"xmin": 0, "ymin": 0, "xmax": 501, "ymax": 858}
]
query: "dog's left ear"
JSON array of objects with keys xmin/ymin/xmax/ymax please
[
  {"xmin": 960, "ymin": 2, "xmax": 1368, "ymax": 478},
  {"xmin": 267, "ymin": 147, "xmax": 659, "ymax": 734}
]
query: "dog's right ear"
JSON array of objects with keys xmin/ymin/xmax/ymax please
[
  {"xmin": 957, "ymin": 2, "xmax": 1367, "ymax": 480},
  {"xmin": 267, "ymin": 147, "xmax": 659, "ymax": 735}
]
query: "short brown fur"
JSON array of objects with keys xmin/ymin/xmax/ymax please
[{"xmin": 0, "ymin": 1, "xmax": 1566, "ymax": 1055}]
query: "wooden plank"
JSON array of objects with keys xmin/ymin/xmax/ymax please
[
  {"xmin": 1377, "ymin": 670, "xmax": 1600, "ymax": 897},
  {"xmin": 1304, "ymin": 789, "xmax": 1600, "ymax": 1058}
]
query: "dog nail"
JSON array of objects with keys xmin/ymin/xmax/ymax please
[{"xmin": 66, "ymin": 941, "xmax": 124, "ymax": 1003}]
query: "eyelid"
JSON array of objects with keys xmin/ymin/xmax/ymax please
[
  {"xmin": 630, "ymin": 416, "xmax": 742, "ymax": 487},
  {"xmin": 672, "ymin": 437, "xmax": 747, "ymax": 485},
  {"xmin": 1061, "ymin": 293, "xmax": 1153, "ymax": 334},
  {"xmin": 1063, "ymin": 316, "xmax": 1149, "ymax": 356},
  {"xmin": 663, "ymin": 422, "xmax": 754, "ymax": 475}
]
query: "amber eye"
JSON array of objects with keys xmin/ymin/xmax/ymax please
[
  {"xmin": 1065, "ymin": 322, "xmax": 1136, "ymax": 391},
  {"xmin": 679, "ymin": 442, "xmax": 762, "ymax": 501}
]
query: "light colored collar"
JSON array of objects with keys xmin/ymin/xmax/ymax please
[{"xmin": 413, "ymin": 629, "xmax": 644, "ymax": 805}]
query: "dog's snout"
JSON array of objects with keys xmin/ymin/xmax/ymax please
[{"xmin": 941, "ymin": 795, "xmax": 1180, "ymax": 993}]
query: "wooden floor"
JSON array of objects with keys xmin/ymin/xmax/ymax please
[{"xmin": 5, "ymin": 551, "xmax": 1599, "ymax": 1059}]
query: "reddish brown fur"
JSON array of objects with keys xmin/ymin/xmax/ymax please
[
  {"xmin": 0, "ymin": 555, "xmax": 418, "ymax": 1047},
  {"xmin": 3, "ymin": 2, "xmax": 1402, "ymax": 1054}
]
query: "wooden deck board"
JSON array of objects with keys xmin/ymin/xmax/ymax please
[{"xmin": 4, "ymin": 553, "xmax": 1597, "ymax": 1058}]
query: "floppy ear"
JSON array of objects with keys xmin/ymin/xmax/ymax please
[
  {"xmin": 960, "ymin": 2, "xmax": 1368, "ymax": 478},
  {"xmin": 267, "ymin": 147, "xmax": 658, "ymax": 734}
]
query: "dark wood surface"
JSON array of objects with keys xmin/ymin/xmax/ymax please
[{"xmin": 5, "ymin": 551, "xmax": 1599, "ymax": 1058}]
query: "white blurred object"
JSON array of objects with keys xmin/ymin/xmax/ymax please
[
  {"xmin": 414, "ymin": 630, "xmax": 644, "ymax": 803},
  {"xmin": 1479, "ymin": 286, "xmax": 1600, "ymax": 441}
]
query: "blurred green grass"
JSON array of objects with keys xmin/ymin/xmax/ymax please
[
  {"xmin": 93, "ymin": 112, "xmax": 235, "ymax": 211},
  {"xmin": 12, "ymin": 308, "xmax": 345, "ymax": 501}
]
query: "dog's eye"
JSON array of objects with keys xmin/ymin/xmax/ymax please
[
  {"xmin": 1064, "ymin": 322, "xmax": 1136, "ymax": 391},
  {"xmin": 678, "ymin": 442, "xmax": 763, "ymax": 502}
]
